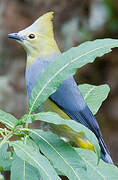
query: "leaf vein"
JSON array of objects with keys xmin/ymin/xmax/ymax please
[
  {"xmin": 13, "ymin": 142, "xmax": 52, "ymax": 180},
  {"xmin": 29, "ymin": 43, "xmax": 116, "ymax": 113},
  {"xmin": 26, "ymin": 128, "xmax": 81, "ymax": 180}
]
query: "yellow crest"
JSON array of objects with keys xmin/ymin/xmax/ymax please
[{"xmin": 32, "ymin": 12, "xmax": 54, "ymax": 38}]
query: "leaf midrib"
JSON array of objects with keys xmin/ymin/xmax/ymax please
[
  {"xmin": 84, "ymin": 86, "xmax": 95, "ymax": 100},
  {"xmin": 12, "ymin": 142, "xmax": 52, "ymax": 180},
  {"xmin": 29, "ymin": 43, "xmax": 116, "ymax": 113},
  {"xmin": 81, "ymin": 155, "xmax": 106, "ymax": 180},
  {"xmin": 25, "ymin": 128, "xmax": 81, "ymax": 180},
  {"xmin": 23, "ymin": 160, "xmax": 26, "ymax": 180}
]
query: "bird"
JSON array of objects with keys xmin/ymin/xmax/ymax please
[{"xmin": 8, "ymin": 12, "xmax": 113, "ymax": 164}]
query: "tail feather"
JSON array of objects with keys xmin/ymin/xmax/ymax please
[{"xmin": 99, "ymin": 138, "xmax": 113, "ymax": 164}]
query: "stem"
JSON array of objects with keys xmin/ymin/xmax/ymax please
[
  {"xmin": 0, "ymin": 128, "xmax": 10, "ymax": 133},
  {"xmin": 0, "ymin": 128, "xmax": 10, "ymax": 137},
  {"xmin": 25, "ymin": 122, "xmax": 29, "ymax": 129},
  {"xmin": 19, "ymin": 128, "xmax": 31, "ymax": 133},
  {"xmin": 0, "ymin": 132, "xmax": 13, "ymax": 149},
  {"xmin": 0, "ymin": 132, "xmax": 5, "ymax": 138}
]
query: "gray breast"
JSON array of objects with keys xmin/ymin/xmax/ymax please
[{"xmin": 25, "ymin": 56, "xmax": 56, "ymax": 99}]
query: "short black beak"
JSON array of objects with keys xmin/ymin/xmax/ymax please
[{"xmin": 8, "ymin": 33, "xmax": 23, "ymax": 41}]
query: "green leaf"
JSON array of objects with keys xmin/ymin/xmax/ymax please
[
  {"xmin": 76, "ymin": 148, "xmax": 118, "ymax": 180},
  {"xmin": 11, "ymin": 154, "xmax": 41, "ymax": 180},
  {"xmin": 0, "ymin": 143, "xmax": 12, "ymax": 171},
  {"xmin": 22, "ymin": 112, "xmax": 100, "ymax": 162},
  {"xmin": 28, "ymin": 39, "xmax": 118, "ymax": 113},
  {"xmin": 0, "ymin": 109, "xmax": 17, "ymax": 129},
  {"xmin": 79, "ymin": 84, "xmax": 110, "ymax": 115},
  {"xmin": 11, "ymin": 141, "xmax": 61, "ymax": 180},
  {"xmin": 30, "ymin": 129, "xmax": 88, "ymax": 180}
]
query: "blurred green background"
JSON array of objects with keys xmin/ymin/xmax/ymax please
[{"xmin": 0, "ymin": 0, "xmax": 118, "ymax": 165}]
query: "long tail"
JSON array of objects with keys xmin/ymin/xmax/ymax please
[
  {"xmin": 50, "ymin": 77, "xmax": 114, "ymax": 164},
  {"xmin": 99, "ymin": 137, "xmax": 113, "ymax": 164}
]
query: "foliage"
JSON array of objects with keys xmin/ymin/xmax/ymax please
[
  {"xmin": 0, "ymin": 39, "xmax": 118, "ymax": 179},
  {"xmin": 76, "ymin": 148, "xmax": 118, "ymax": 179},
  {"xmin": 79, "ymin": 84, "xmax": 110, "ymax": 115},
  {"xmin": 28, "ymin": 38, "xmax": 118, "ymax": 113}
]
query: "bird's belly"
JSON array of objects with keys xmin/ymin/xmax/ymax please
[
  {"xmin": 42, "ymin": 99, "xmax": 94, "ymax": 151},
  {"xmin": 42, "ymin": 98, "xmax": 71, "ymax": 120}
]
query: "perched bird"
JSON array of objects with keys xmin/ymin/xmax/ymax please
[{"xmin": 8, "ymin": 12, "xmax": 113, "ymax": 164}]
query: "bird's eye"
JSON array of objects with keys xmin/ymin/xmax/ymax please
[{"xmin": 28, "ymin": 34, "xmax": 35, "ymax": 39}]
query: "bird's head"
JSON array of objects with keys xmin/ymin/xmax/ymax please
[{"xmin": 8, "ymin": 12, "xmax": 60, "ymax": 60}]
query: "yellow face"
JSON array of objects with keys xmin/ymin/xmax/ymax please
[
  {"xmin": 18, "ymin": 31, "xmax": 40, "ymax": 54},
  {"xmin": 8, "ymin": 12, "xmax": 60, "ymax": 59},
  {"xmin": 14, "ymin": 12, "xmax": 55, "ymax": 54}
]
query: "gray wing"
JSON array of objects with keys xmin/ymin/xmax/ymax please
[{"xmin": 50, "ymin": 76, "xmax": 113, "ymax": 164}]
